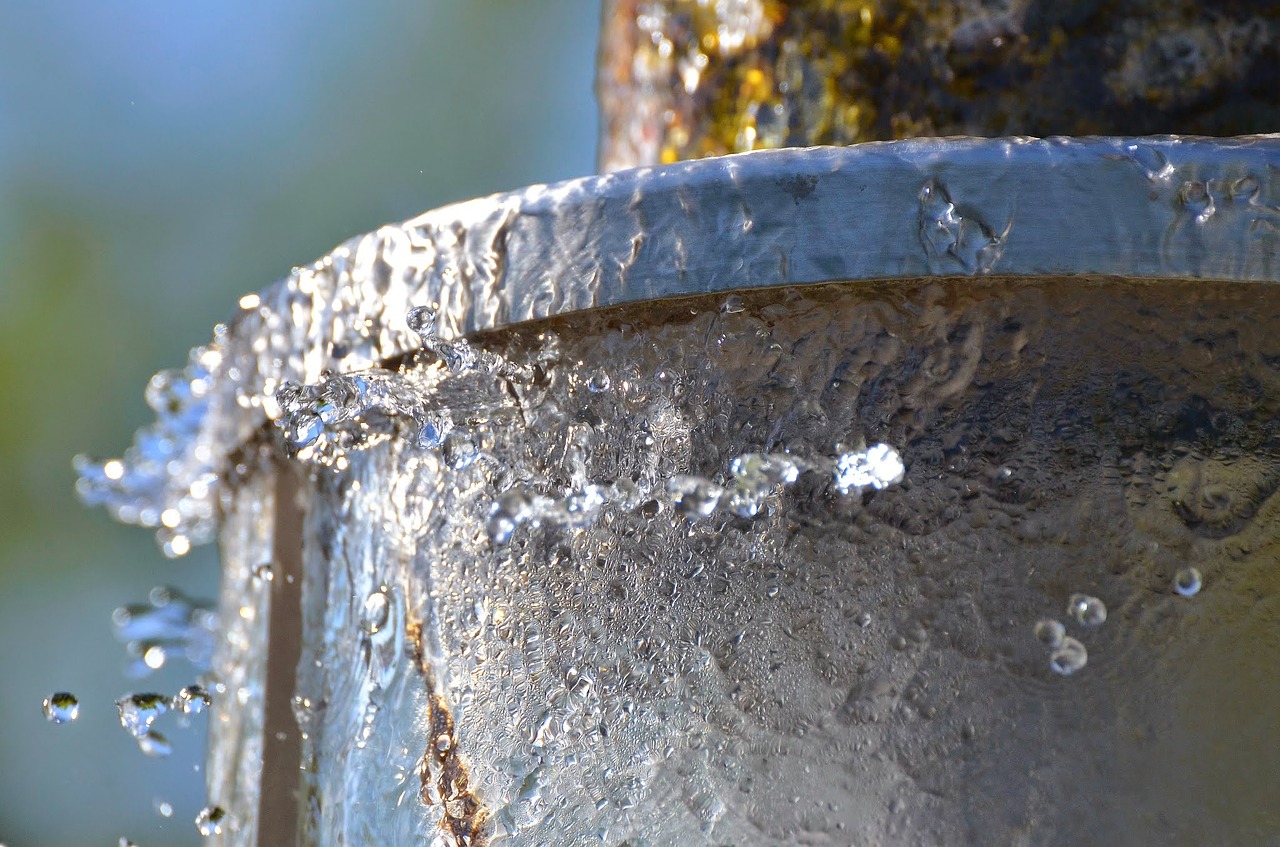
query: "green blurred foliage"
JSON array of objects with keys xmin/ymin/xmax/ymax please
[{"xmin": 0, "ymin": 2, "xmax": 599, "ymax": 844}]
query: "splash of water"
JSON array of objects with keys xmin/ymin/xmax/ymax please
[
  {"xmin": 273, "ymin": 305, "xmax": 529, "ymax": 469},
  {"xmin": 487, "ymin": 444, "xmax": 904, "ymax": 545},
  {"xmin": 74, "ymin": 339, "xmax": 225, "ymax": 558},
  {"xmin": 112, "ymin": 586, "xmax": 216, "ymax": 679}
]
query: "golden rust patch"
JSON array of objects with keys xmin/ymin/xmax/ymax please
[{"xmin": 407, "ymin": 619, "xmax": 490, "ymax": 846}]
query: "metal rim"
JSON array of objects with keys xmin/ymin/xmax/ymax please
[{"xmin": 77, "ymin": 135, "xmax": 1280, "ymax": 549}]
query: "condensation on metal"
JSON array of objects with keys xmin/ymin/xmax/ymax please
[{"xmin": 85, "ymin": 137, "xmax": 1280, "ymax": 546}]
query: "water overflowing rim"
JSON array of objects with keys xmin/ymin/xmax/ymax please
[{"xmin": 77, "ymin": 135, "xmax": 1280, "ymax": 552}]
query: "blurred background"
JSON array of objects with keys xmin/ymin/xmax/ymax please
[{"xmin": 0, "ymin": 2, "xmax": 598, "ymax": 844}]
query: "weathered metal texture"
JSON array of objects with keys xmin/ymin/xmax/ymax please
[
  {"xmin": 171, "ymin": 137, "xmax": 1280, "ymax": 844},
  {"xmin": 597, "ymin": 0, "xmax": 1279, "ymax": 170},
  {"xmin": 288, "ymin": 278, "xmax": 1280, "ymax": 844}
]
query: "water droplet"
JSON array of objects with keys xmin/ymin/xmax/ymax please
[
  {"xmin": 118, "ymin": 839, "xmax": 139, "ymax": 847},
  {"xmin": 834, "ymin": 443, "xmax": 906, "ymax": 494},
  {"xmin": 1049, "ymin": 637, "xmax": 1088, "ymax": 676},
  {"xmin": 143, "ymin": 644, "xmax": 167, "ymax": 671},
  {"xmin": 137, "ymin": 731, "xmax": 173, "ymax": 758},
  {"xmin": 253, "ymin": 563, "xmax": 274, "ymax": 583},
  {"xmin": 362, "ymin": 589, "xmax": 391, "ymax": 635},
  {"xmin": 918, "ymin": 179, "xmax": 1009, "ymax": 273},
  {"xmin": 154, "ymin": 797, "xmax": 174, "ymax": 818},
  {"xmin": 1033, "ymin": 619, "xmax": 1065, "ymax": 648},
  {"xmin": 441, "ymin": 431, "xmax": 479, "ymax": 469},
  {"xmin": 406, "ymin": 304, "xmax": 440, "ymax": 337},
  {"xmin": 42, "ymin": 692, "xmax": 79, "ymax": 724},
  {"xmin": 173, "ymin": 685, "xmax": 211, "ymax": 715},
  {"xmin": 283, "ymin": 411, "xmax": 323, "ymax": 448},
  {"xmin": 435, "ymin": 733, "xmax": 452, "ymax": 753},
  {"xmin": 1179, "ymin": 180, "xmax": 1215, "ymax": 223},
  {"xmin": 667, "ymin": 475, "xmax": 725, "ymax": 518},
  {"xmin": 1066, "ymin": 593, "xmax": 1107, "ymax": 627},
  {"xmin": 116, "ymin": 692, "xmax": 169, "ymax": 738},
  {"xmin": 1173, "ymin": 567, "xmax": 1203, "ymax": 597},
  {"xmin": 195, "ymin": 805, "xmax": 227, "ymax": 837}
]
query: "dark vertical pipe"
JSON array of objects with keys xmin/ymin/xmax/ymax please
[{"xmin": 257, "ymin": 467, "xmax": 305, "ymax": 846}]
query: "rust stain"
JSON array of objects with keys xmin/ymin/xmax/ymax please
[{"xmin": 407, "ymin": 619, "xmax": 490, "ymax": 846}]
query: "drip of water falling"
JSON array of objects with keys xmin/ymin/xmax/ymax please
[
  {"xmin": 116, "ymin": 693, "xmax": 169, "ymax": 738},
  {"xmin": 173, "ymin": 685, "xmax": 212, "ymax": 716},
  {"xmin": 195, "ymin": 805, "xmax": 227, "ymax": 837},
  {"xmin": 42, "ymin": 692, "xmax": 79, "ymax": 724}
]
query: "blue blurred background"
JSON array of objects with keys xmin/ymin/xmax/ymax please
[{"xmin": 0, "ymin": 3, "xmax": 599, "ymax": 843}]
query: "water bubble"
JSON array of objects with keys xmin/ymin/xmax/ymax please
[
  {"xmin": 1049, "ymin": 637, "xmax": 1088, "ymax": 676},
  {"xmin": 1033, "ymin": 619, "xmax": 1066, "ymax": 648},
  {"xmin": 435, "ymin": 733, "xmax": 452, "ymax": 753},
  {"xmin": 441, "ymin": 431, "xmax": 479, "ymax": 469},
  {"xmin": 253, "ymin": 563, "xmax": 274, "ymax": 583},
  {"xmin": 362, "ymin": 589, "xmax": 392, "ymax": 635},
  {"xmin": 406, "ymin": 304, "xmax": 440, "ymax": 337},
  {"xmin": 195, "ymin": 805, "xmax": 227, "ymax": 837},
  {"xmin": 116, "ymin": 692, "xmax": 169, "ymax": 738},
  {"xmin": 1173, "ymin": 567, "xmax": 1203, "ymax": 597},
  {"xmin": 1066, "ymin": 593, "xmax": 1107, "ymax": 627},
  {"xmin": 834, "ymin": 443, "xmax": 905, "ymax": 494},
  {"xmin": 586, "ymin": 370, "xmax": 612, "ymax": 393},
  {"xmin": 137, "ymin": 731, "xmax": 173, "ymax": 758},
  {"xmin": 173, "ymin": 685, "xmax": 211, "ymax": 715},
  {"xmin": 42, "ymin": 692, "xmax": 79, "ymax": 724},
  {"xmin": 154, "ymin": 797, "xmax": 174, "ymax": 818}
]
